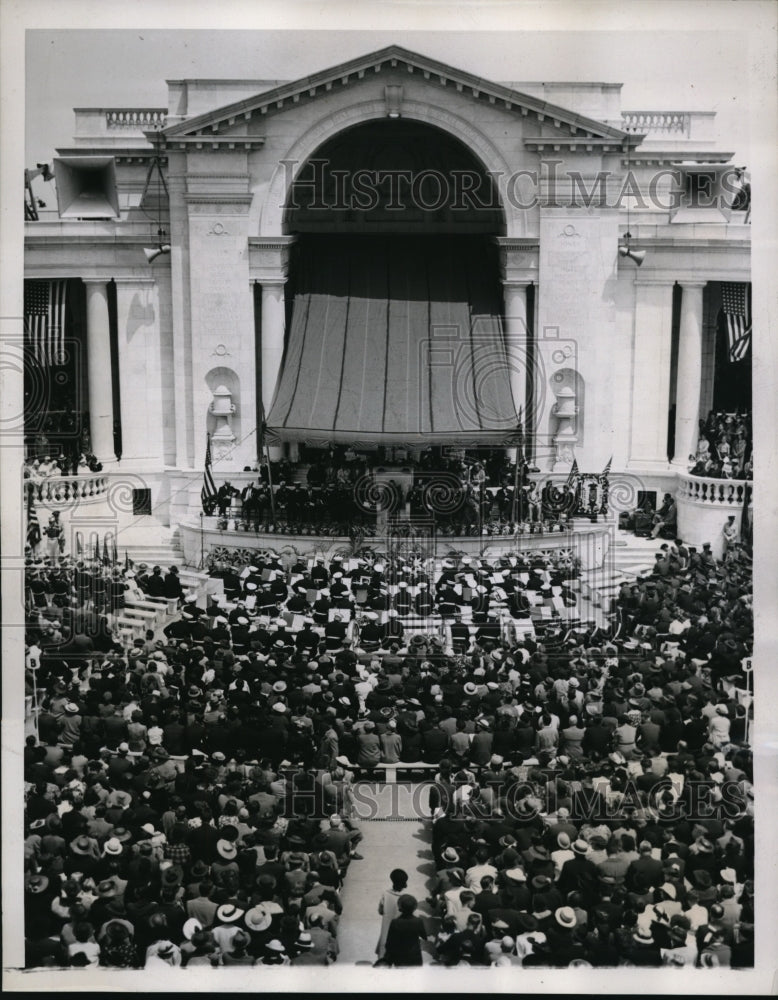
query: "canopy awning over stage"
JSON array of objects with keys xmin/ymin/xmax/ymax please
[{"xmin": 265, "ymin": 236, "xmax": 522, "ymax": 445}]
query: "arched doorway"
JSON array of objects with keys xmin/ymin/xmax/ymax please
[{"xmin": 266, "ymin": 120, "xmax": 520, "ymax": 458}]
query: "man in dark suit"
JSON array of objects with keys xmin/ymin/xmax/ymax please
[
  {"xmin": 145, "ymin": 566, "xmax": 166, "ymax": 598},
  {"xmin": 163, "ymin": 566, "xmax": 183, "ymax": 600},
  {"xmin": 556, "ymin": 839, "xmax": 599, "ymax": 904},
  {"xmin": 626, "ymin": 841, "xmax": 664, "ymax": 890},
  {"xmin": 216, "ymin": 481, "xmax": 239, "ymax": 516}
]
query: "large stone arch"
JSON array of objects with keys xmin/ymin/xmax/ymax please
[{"xmin": 254, "ymin": 97, "xmax": 524, "ymax": 237}]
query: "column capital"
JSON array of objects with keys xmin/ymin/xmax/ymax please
[
  {"xmin": 252, "ymin": 276, "xmax": 288, "ymax": 287},
  {"xmin": 112, "ymin": 276, "xmax": 157, "ymax": 286},
  {"xmin": 678, "ymin": 280, "xmax": 708, "ymax": 289},
  {"xmin": 633, "ymin": 275, "xmax": 676, "ymax": 287},
  {"xmin": 82, "ymin": 277, "xmax": 110, "ymax": 287},
  {"xmin": 493, "ymin": 236, "xmax": 539, "ymax": 284},
  {"xmin": 248, "ymin": 236, "xmax": 296, "ymax": 283}
]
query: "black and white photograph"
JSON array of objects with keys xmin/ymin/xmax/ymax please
[{"xmin": 2, "ymin": 0, "xmax": 776, "ymax": 993}]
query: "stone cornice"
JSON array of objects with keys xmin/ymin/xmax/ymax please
[
  {"xmin": 163, "ymin": 136, "xmax": 265, "ymax": 151},
  {"xmin": 161, "ymin": 45, "xmax": 635, "ymax": 146},
  {"xmin": 184, "ymin": 193, "xmax": 253, "ymax": 205},
  {"xmin": 524, "ymin": 138, "xmax": 633, "ymax": 153},
  {"xmin": 623, "ymin": 151, "xmax": 734, "ymax": 166},
  {"xmin": 55, "ymin": 146, "xmax": 167, "ymax": 163}
]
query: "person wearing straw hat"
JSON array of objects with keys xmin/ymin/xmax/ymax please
[
  {"xmin": 145, "ymin": 938, "xmax": 182, "ymax": 967},
  {"xmin": 257, "ymin": 938, "xmax": 291, "ymax": 966},
  {"xmin": 211, "ymin": 903, "xmax": 246, "ymax": 954}
]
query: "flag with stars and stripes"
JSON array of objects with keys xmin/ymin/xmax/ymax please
[
  {"xmin": 721, "ymin": 282, "xmax": 751, "ymax": 363},
  {"xmin": 26, "ymin": 485, "xmax": 41, "ymax": 550},
  {"xmin": 201, "ymin": 433, "xmax": 218, "ymax": 513},
  {"xmin": 24, "ymin": 279, "xmax": 67, "ymax": 367}
]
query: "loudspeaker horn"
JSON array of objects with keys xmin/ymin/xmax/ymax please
[
  {"xmin": 618, "ymin": 245, "xmax": 646, "ymax": 266},
  {"xmin": 53, "ymin": 156, "xmax": 120, "ymax": 219},
  {"xmin": 143, "ymin": 244, "xmax": 171, "ymax": 263}
]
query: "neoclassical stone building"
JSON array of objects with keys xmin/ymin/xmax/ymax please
[{"xmin": 24, "ymin": 46, "xmax": 751, "ymax": 556}]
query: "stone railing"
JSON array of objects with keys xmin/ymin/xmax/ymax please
[
  {"xmin": 676, "ymin": 471, "xmax": 750, "ymax": 507},
  {"xmin": 621, "ymin": 111, "xmax": 691, "ymax": 137},
  {"xmin": 28, "ymin": 474, "xmax": 108, "ymax": 504},
  {"xmin": 105, "ymin": 109, "xmax": 167, "ymax": 129}
]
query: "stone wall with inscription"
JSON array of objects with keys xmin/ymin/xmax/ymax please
[
  {"xmin": 536, "ymin": 207, "xmax": 621, "ymax": 473},
  {"xmin": 187, "ymin": 189, "xmax": 257, "ymax": 472}
]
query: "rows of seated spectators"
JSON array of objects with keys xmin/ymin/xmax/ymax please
[
  {"xmin": 689, "ymin": 410, "xmax": 751, "ymax": 480},
  {"xmin": 407, "ymin": 538, "xmax": 753, "ymax": 967},
  {"xmin": 22, "ymin": 522, "xmax": 753, "ymax": 969}
]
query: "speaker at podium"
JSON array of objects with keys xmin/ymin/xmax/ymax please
[{"xmin": 53, "ymin": 156, "xmax": 120, "ymax": 219}]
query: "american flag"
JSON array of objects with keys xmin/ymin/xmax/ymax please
[
  {"xmin": 26, "ymin": 485, "xmax": 41, "ymax": 549},
  {"xmin": 24, "ymin": 280, "xmax": 67, "ymax": 367},
  {"xmin": 721, "ymin": 282, "xmax": 751, "ymax": 363},
  {"xmin": 201, "ymin": 433, "xmax": 218, "ymax": 512}
]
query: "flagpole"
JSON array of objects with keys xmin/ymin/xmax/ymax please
[
  {"xmin": 511, "ymin": 410, "xmax": 523, "ymax": 525},
  {"xmin": 259, "ymin": 403, "xmax": 277, "ymax": 525}
]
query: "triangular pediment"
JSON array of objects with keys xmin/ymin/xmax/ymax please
[{"xmin": 162, "ymin": 45, "xmax": 635, "ymax": 148}]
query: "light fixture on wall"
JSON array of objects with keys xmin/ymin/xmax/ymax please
[
  {"xmin": 141, "ymin": 128, "xmax": 170, "ymax": 264},
  {"xmin": 385, "ymin": 85, "xmax": 403, "ymax": 119},
  {"xmin": 618, "ymin": 141, "xmax": 646, "ymax": 266}
]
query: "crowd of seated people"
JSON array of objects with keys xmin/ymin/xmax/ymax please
[
  {"xmin": 688, "ymin": 411, "xmax": 751, "ymax": 480},
  {"xmin": 22, "ymin": 516, "xmax": 753, "ymax": 970}
]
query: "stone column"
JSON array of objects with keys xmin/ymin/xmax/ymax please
[
  {"xmin": 260, "ymin": 280, "xmax": 286, "ymax": 463},
  {"xmin": 503, "ymin": 280, "xmax": 530, "ymax": 460},
  {"xmin": 83, "ymin": 279, "xmax": 116, "ymax": 465},
  {"xmin": 628, "ymin": 279, "xmax": 675, "ymax": 470},
  {"xmin": 260, "ymin": 280, "xmax": 287, "ymax": 415},
  {"xmin": 672, "ymin": 281, "xmax": 706, "ymax": 469},
  {"xmin": 495, "ymin": 237, "xmax": 537, "ymax": 462},
  {"xmin": 253, "ymin": 238, "xmax": 295, "ymax": 464}
]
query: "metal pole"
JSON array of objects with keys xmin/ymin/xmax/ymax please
[
  {"xmin": 512, "ymin": 450, "xmax": 520, "ymax": 524},
  {"xmin": 30, "ymin": 659, "xmax": 40, "ymax": 742},
  {"xmin": 259, "ymin": 403, "xmax": 277, "ymax": 525},
  {"xmin": 264, "ymin": 439, "xmax": 277, "ymax": 525}
]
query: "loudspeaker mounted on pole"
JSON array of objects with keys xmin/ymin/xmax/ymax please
[
  {"xmin": 618, "ymin": 244, "xmax": 646, "ymax": 266},
  {"xmin": 52, "ymin": 156, "xmax": 120, "ymax": 219}
]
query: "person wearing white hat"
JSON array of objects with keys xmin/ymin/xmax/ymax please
[
  {"xmin": 145, "ymin": 939, "xmax": 183, "ymax": 967},
  {"xmin": 258, "ymin": 938, "xmax": 291, "ymax": 965},
  {"xmin": 212, "ymin": 903, "xmax": 246, "ymax": 953}
]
